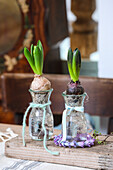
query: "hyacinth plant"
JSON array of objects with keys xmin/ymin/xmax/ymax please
[
  {"xmin": 24, "ymin": 40, "xmax": 51, "ymax": 91},
  {"xmin": 66, "ymin": 48, "xmax": 84, "ymax": 95}
]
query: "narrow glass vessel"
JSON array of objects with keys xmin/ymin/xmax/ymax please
[
  {"xmin": 29, "ymin": 89, "xmax": 53, "ymax": 140},
  {"xmin": 62, "ymin": 92, "xmax": 87, "ymax": 141}
]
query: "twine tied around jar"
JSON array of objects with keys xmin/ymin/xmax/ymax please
[
  {"xmin": 22, "ymin": 102, "xmax": 59, "ymax": 156},
  {"xmin": 62, "ymin": 92, "xmax": 88, "ymax": 142}
]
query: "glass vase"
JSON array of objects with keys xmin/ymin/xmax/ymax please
[
  {"xmin": 29, "ymin": 88, "xmax": 53, "ymax": 140},
  {"xmin": 62, "ymin": 92, "xmax": 87, "ymax": 142}
]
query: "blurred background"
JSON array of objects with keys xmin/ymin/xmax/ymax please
[{"xmin": 0, "ymin": 0, "xmax": 113, "ymax": 134}]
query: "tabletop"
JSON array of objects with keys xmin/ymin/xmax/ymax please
[{"xmin": 0, "ymin": 123, "xmax": 113, "ymax": 170}]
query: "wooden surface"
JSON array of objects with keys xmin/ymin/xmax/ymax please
[
  {"xmin": 0, "ymin": 123, "xmax": 113, "ymax": 169},
  {"xmin": 1, "ymin": 73, "xmax": 113, "ymax": 117}
]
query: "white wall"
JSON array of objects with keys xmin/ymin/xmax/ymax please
[{"xmin": 98, "ymin": 0, "xmax": 113, "ymax": 78}]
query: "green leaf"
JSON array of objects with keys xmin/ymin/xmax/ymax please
[
  {"xmin": 37, "ymin": 40, "xmax": 43, "ymax": 72},
  {"xmin": 67, "ymin": 48, "xmax": 76, "ymax": 82},
  {"xmin": 24, "ymin": 48, "xmax": 37, "ymax": 74},
  {"xmin": 34, "ymin": 46, "xmax": 43, "ymax": 75},
  {"xmin": 72, "ymin": 48, "xmax": 81, "ymax": 81},
  {"xmin": 72, "ymin": 49, "xmax": 77, "ymax": 81},
  {"xmin": 37, "ymin": 40, "xmax": 43, "ymax": 55},
  {"xmin": 98, "ymin": 141, "xmax": 103, "ymax": 144},
  {"xmin": 24, "ymin": 40, "xmax": 44, "ymax": 75},
  {"xmin": 31, "ymin": 44, "xmax": 34, "ymax": 57},
  {"xmin": 30, "ymin": 44, "xmax": 35, "ymax": 65}
]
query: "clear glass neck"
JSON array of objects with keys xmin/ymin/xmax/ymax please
[
  {"xmin": 29, "ymin": 88, "xmax": 53, "ymax": 104},
  {"xmin": 62, "ymin": 91, "xmax": 86, "ymax": 107}
]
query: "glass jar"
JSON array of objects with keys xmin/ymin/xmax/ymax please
[
  {"xmin": 29, "ymin": 88, "xmax": 53, "ymax": 140},
  {"xmin": 62, "ymin": 92, "xmax": 87, "ymax": 142}
]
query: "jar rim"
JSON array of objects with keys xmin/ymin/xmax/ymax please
[
  {"xmin": 62, "ymin": 91, "xmax": 86, "ymax": 97},
  {"xmin": 29, "ymin": 88, "xmax": 53, "ymax": 93}
]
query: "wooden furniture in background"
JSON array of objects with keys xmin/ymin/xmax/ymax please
[
  {"xmin": 1, "ymin": 73, "xmax": 113, "ymax": 130},
  {"xmin": 70, "ymin": 0, "xmax": 98, "ymax": 59},
  {"xmin": 0, "ymin": 0, "xmax": 69, "ymax": 123},
  {"xmin": 1, "ymin": 74, "xmax": 66, "ymax": 115},
  {"xmin": 0, "ymin": 74, "xmax": 14, "ymax": 124},
  {"xmin": 0, "ymin": 0, "xmax": 68, "ymax": 74},
  {"xmin": 1, "ymin": 123, "xmax": 113, "ymax": 169},
  {"xmin": 1, "ymin": 73, "xmax": 113, "ymax": 117}
]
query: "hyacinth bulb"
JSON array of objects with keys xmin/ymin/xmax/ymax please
[
  {"xmin": 67, "ymin": 48, "xmax": 84, "ymax": 95},
  {"xmin": 30, "ymin": 74, "xmax": 51, "ymax": 91},
  {"xmin": 24, "ymin": 40, "xmax": 51, "ymax": 91}
]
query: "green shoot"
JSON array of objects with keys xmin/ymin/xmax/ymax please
[
  {"xmin": 34, "ymin": 46, "xmax": 42, "ymax": 75},
  {"xmin": 24, "ymin": 40, "xmax": 43, "ymax": 75},
  {"xmin": 24, "ymin": 48, "xmax": 37, "ymax": 74},
  {"xmin": 67, "ymin": 48, "xmax": 81, "ymax": 82},
  {"xmin": 30, "ymin": 44, "xmax": 34, "ymax": 57},
  {"xmin": 67, "ymin": 48, "xmax": 76, "ymax": 82}
]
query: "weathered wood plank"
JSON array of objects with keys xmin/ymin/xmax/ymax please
[{"xmin": 1, "ymin": 124, "xmax": 113, "ymax": 169}]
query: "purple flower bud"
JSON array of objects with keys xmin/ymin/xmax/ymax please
[
  {"xmin": 87, "ymin": 134, "xmax": 93, "ymax": 140},
  {"xmin": 74, "ymin": 135, "xmax": 80, "ymax": 141},
  {"xmin": 61, "ymin": 142, "xmax": 65, "ymax": 147},
  {"xmin": 74, "ymin": 144, "xmax": 77, "ymax": 148},
  {"xmin": 55, "ymin": 142, "xmax": 59, "ymax": 146},
  {"xmin": 70, "ymin": 141, "xmax": 75, "ymax": 147},
  {"xmin": 59, "ymin": 143, "xmax": 62, "ymax": 146},
  {"xmin": 84, "ymin": 140, "xmax": 91, "ymax": 147},
  {"xmin": 89, "ymin": 139, "xmax": 95, "ymax": 145},
  {"xmin": 65, "ymin": 142, "xmax": 70, "ymax": 147},
  {"xmin": 79, "ymin": 133, "xmax": 87, "ymax": 141},
  {"xmin": 76, "ymin": 141, "xmax": 84, "ymax": 147}
]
